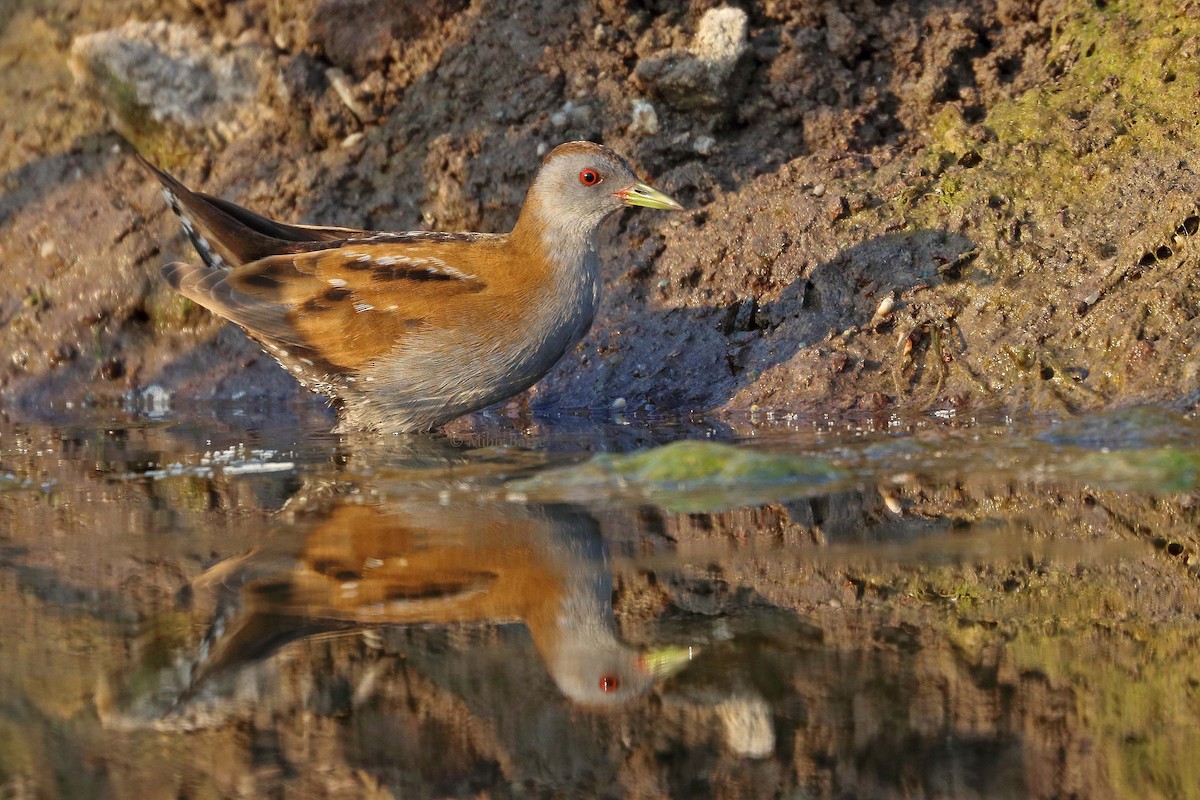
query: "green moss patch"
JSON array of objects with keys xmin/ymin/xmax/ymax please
[{"xmin": 510, "ymin": 439, "xmax": 847, "ymax": 511}]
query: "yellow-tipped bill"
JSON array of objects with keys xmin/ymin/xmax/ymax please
[
  {"xmin": 639, "ymin": 644, "xmax": 698, "ymax": 680},
  {"xmin": 617, "ymin": 182, "xmax": 684, "ymax": 211}
]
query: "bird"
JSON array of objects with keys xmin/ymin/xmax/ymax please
[
  {"xmin": 140, "ymin": 142, "xmax": 683, "ymax": 432},
  {"xmin": 163, "ymin": 500, "xmax": 695, "ymax": 709}
]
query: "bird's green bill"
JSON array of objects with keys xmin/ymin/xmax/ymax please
[
  {"xmin": 618, "ymin": 182, "xmax": 684, "ymax": 211},
  {"xmin": 640, "ymin": 644, "xmax": 698, "ymax": 680}
]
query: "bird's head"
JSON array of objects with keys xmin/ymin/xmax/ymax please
[
  {"xmin": 546, "ymin": 640, "xmax": 696, "ymax": 707},
  {"xmin": 523, "ymin": 141, "xmax": 683, "ymax": 237}
]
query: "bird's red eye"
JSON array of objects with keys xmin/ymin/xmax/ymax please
[
  {"xmin": 579, "ymin": 168, "xmax": 601, "ymax": 186},
  {"xmin": 599, "ymin": 675, "xmax": 620, "ymax": 692}
]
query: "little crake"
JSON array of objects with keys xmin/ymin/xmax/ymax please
[{"xmin": 144, "ymin": 142, "xmax": 682, "ymax": 432}]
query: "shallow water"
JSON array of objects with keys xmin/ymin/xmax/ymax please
[{"xmin": 1, "ymin": 405, "xmax": 1199, "ymax": 799}]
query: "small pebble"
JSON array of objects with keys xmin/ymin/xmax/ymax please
[
  {"xmin": 868, "ymin": 293, "xmax": 896, "ymax": 329},
  {"xmin": 341, "ymin": 132, "xmax": 364, "ymax": 149},
  {"xmin": 39, "ymin": 241, "xmax": 56, "ymax": 258},
  {"xmin": 628, "ymin": 99, "xmax": 659, "ymax": 136},
  {"xmin": 693, "ymin": 135, "xmax": 715, "ymax": 156},
  {"xmin": 811, "ymin": 183, "xmax": 826, "ymax": 198},
  {"xmin": 611, "ymin": 397, "xmax": 627, "ymax": 410}
]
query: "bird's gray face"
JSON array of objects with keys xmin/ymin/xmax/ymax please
[
  {"xmin": 532, "ymin": 142, "xmax": 683, "ymax": 236},
  {"xmin": 548, "ymin": 642, "xmax": 696, "ymax": 707},
  {"xmin": 550, "ymin": 645, "xmax": 656, "ymax": 706}
]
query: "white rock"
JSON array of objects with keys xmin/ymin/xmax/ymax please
[
  {"xmin": 634, "ymin": 6, "xmax": 748, "ymax": 112},
  {"xmin": 69, "ymin": 21, "xmax": 268, "ymax": 140},
  {"xmin": 692, "ymin": 7, "xmax": 748, "ymax": 68},
  {"xmin": 717, "ymin": 695, "xmax": 775, "ymax": 758},
  {"xmin": 628, "ymin": 99, "xmax": 659, "ymax": 136}
]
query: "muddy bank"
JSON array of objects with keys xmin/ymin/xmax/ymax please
[{"xmin": 1, "ymin": 0, "xmax": 1198, "ymax": 420}]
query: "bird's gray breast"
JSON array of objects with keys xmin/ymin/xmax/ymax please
[{"xmin": 352, "ymin": 246, "xmax": 600, "ymax": 431}]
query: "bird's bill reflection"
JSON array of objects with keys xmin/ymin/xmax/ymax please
[
  {"xmin": 109, "ymin": 498, "xmax": 697, "ymax": 724},
  {"xmin": 640, "ymin": 645, "xmax": 698, "ymax": 680}
]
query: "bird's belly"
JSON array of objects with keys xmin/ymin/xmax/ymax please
[{"xmin": 347, "ymin": 290, "xmax": 596, "ymax": 432}]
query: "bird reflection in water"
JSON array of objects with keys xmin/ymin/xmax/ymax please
[{"xmin": 105, "ymin": 499, "xmax": 695, "ymax": 724}]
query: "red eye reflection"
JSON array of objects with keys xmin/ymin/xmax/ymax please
[
  {"xmin": 599, "ymin": 675, "xmax": 620, "ymax": 693},
  {"xmin": 579, "ymin": 168, "xmax": 601, "ymax": 186}
]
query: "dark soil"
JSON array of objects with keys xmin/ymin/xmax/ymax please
[{"xmin": 5, "ymin": 0, "xmax": 1197, "ymax": 422}]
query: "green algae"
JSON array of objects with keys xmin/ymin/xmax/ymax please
[
  {"xmin": 510, "ymin": 439, "xmax": 847, "ymax": 512},
  {"xmin": 904, "ymin": 0, "xmax": 1200, "ymax": 226},
  {"xmin": 88, "ymin": 64, "xmax": 189, "ymax": 169},
  {"xmin": 824, "ymin": 0, "xmax": 1200, "ymax": 412},
  {"xmin": 1066, "ymin": 446, "xmax": 1200, "ymax": 492}
]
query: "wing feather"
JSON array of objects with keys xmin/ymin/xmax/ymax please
[
  {"xmin": 162, "ymin": 262, "xmax": 312, "ymax": 349},
  {"xmin": 165, "ymin": 242, "xmax": 493, "ymax": 371}
]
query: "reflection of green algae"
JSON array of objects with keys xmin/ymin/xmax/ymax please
[
  {"xmin": 900, "ymin": 560, "xmax": 1200, "ymax": 800},
  {"xmin": 886, "ymin": 559, "xmax": 1200, "ymax": 800},
  {"xmin": 1068, "ymin": 447, "xmax": 1200, "ymax": 493},
  {"xmin": 1007, "ymin": 625, "xmax": 1200, "ymax": 800},
  {"xmin": 158, "ymin": 475, "xmax": 215, "ymax": 512},
  {"xmin": 511, "ymin": 440, "xmax": 846, "ymax": 512},
  {"xmin": 0, "ymin": 716, "xmax": 38, "ymax": 790}
]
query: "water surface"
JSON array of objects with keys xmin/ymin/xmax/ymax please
[{"xmin": 1, "ymin": 406, "xmax": 1198, "ymax": 799}]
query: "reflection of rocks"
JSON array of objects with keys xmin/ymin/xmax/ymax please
[
  {"xmin": 716, "ymin": 694, "xmax": 775, "ymax": 758},
  {"xmin": 68, "ymin": 21, "xmax": 270, "ymax": 145},
  {"xmin": 635, "ymin": 6, "xmax": 749, "ymax": 113}
]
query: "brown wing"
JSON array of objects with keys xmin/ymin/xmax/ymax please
[{"xmin": 167, "ymin": 240, "xmax": 493, "ymax": 371}]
